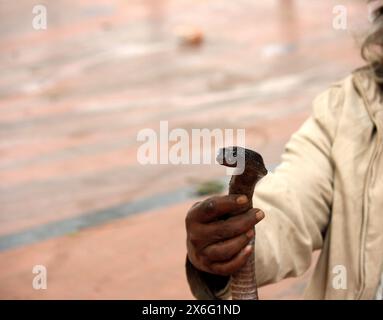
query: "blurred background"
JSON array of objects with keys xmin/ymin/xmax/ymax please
[{"xmin": 0, "ymin": 0, "xmax": 367, "ymax": 299}]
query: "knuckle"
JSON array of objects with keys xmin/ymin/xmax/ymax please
[
  {"xmin": 215, "ymin": 224, "xmax": 234, "ymax": 240},
  {"xmin": 185, "ymin": 214, "xmax": 192, "ymax": 229},
  {"xmin": 186, "ymin": 202, "xmax": 201, "ymax": 221},
  {"xmin": 200, "ymin": 246, "xmax": 212, "ymax": 260},
  {"xmin": 199, "ymin": 254, "xmax": 211, "ymax": 267},
  {"xmin": 185, "ymin": 211, "xmax": 193, "ymax": 230},
  {"xmin": 204, "ymin": 198, "xmax": 217, "ymax": 214},
  {"xmin": 192, "ymin": 255, "xmax": 209, "ymax": 273},
  {"xmin": 191, "ymin": 201, "xmax": 201, "ymax": 209},
  {"xmin": 230, "ymin": 221, "xmax": 245, "ymax": 236},
  {"xmin": 188, "ymin": 233, "xmax": 201, "ymax": 248}
]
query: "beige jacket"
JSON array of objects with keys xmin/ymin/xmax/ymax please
[{"xmin": 186, "ymin": 67, "xmax": 383, "ymax": 300}]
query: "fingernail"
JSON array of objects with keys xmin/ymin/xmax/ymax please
[
  {"xmin": 244, "ymin": 244, "xmax": 252, "ymax": 254},
  {"xmin": 236, "ymin": 195, "xmax": 248, "ymax": 204},
  {"xmin": 256, "ymin": 210, "xmax": 265, "ymax": 220},
  {"xmin": 246, "ymin": 229, "xmax": 254, "ymax": 238}
]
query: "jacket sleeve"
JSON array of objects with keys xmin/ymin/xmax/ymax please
[{"xmin": 186, "ymin": 84, "xmax": 344, "ymax": 299}]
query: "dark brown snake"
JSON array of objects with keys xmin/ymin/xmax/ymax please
[{"xmin": 217, "ymin": 146, "xmax": 268, "ymax": 300}]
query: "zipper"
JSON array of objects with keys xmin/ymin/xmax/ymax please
[
  {"xmin": 358, "ymin": 133, "xmax": 381, "ymax": 299},
  {"xmin": 355, "ymin": 75, "xmax": 382, "ymax": 299}
]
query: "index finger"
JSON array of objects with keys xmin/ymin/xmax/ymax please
[{"xmin": 188, "ymin": 194, "xmax": 250, "ymax": 223}]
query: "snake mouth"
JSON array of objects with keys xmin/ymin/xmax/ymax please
[
  {"xmin": 216, "ymin": 147, "xmax": 268, "ymax": 176},
  {"xmin": 216, "ymin": 147, "xmax": 244, "ymax": 168}
]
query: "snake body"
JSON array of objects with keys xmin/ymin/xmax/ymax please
[{"xmin": 217, "ymin": 147, "xmax": 267, "ymax": 300}]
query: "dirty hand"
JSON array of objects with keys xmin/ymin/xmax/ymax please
[{"xmin": 185, "ymin": 194, "xmax": 265, "ymax": 276}]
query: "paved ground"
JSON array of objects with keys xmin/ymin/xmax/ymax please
[
  {"xmin": 0, "ymin": 200, "xmax": 319, "ymax": 299},
  {"xmin": 0, "ymin": 0, "xmax": 366, "ymax": 299}
]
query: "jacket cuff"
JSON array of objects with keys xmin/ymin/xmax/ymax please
[{"xmin": 185, "ymin": 256, "xmax": 231, "ymax": 300}]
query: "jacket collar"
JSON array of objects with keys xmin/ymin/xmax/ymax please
[{"xmin": 353, "ymin": 66, "xmax": 383, "ymax": 127}]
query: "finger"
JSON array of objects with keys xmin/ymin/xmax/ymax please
[
  {"xmin": 190, "ymin": 201, "xmax": 201, "ymax": 209},
  {"xmin": 209, "ymin": 245, "xmax": 253, "ymax": 276},
  {"xmin": 189, "ymin": 209, "xmax": 263, "ymax": 250},
  {"xmin": 188, "ymin": 195, "xmax": 250, "ymax": 223},
  {"xmin": 206, "ymin": 208, "xmax": 264, "ymax": 244},
  {"xmin": 202, "ymin": 229, "xmax": 254, "ymax": 262},
  {"xmin": 185, "ymin": 201, "xmax": 201, "ymax": 230}
]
